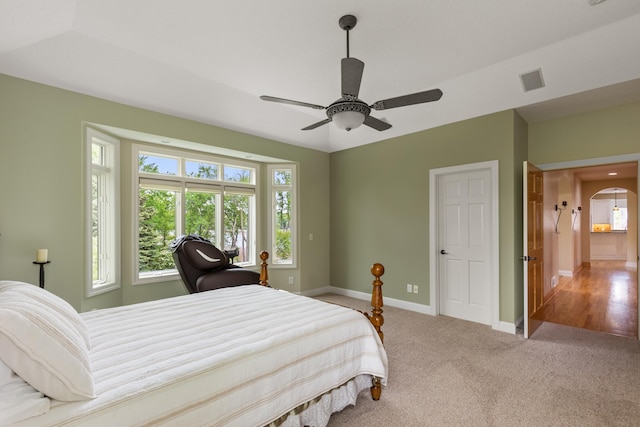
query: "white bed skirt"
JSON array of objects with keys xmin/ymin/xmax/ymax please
[{"xmin": 272, "ymin": 374, "xmax": 372, "ymax": 427}]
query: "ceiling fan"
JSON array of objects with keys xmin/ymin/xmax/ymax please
[{"xmin": 260, "ymin": 14, "xmax": 443, "ymax": 132}]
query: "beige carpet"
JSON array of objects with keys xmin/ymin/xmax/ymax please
[{"xmin": 316, "ymin": 293, "xmax": 640, "ymax": 427}]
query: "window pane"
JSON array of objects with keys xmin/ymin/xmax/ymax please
[
  {"xmin": 138, "ymin": 187, "xmax": 177, "ymax": 273},
  {"xmin": 274, "ymin": 190, "xmax": 292, "ymax": 264},
  {"xmin": 92, "ymin": 143, "xmax": 104, "ymax": 165},
  {"xmin": 139, "ymin": 154, "xmax": 178, "ymax": 175},
  {"xmin": 87, "ymin": 129, "xmax": 120, "ymax": 295},
  {"xmin": 273, "ymin": 169, "xmax": 291, "ymax": 185},
  {"xmin": 224, "ymin": 192, "xmax": 252, "ymax": 263},
  {"xmin": 91, "ymin": 174, "xmax": 101, "ymax": 283},
  {"xmin": 186, "ymin": 160, "xmax": 218, "ymax": 180},
  {"xmin": 185, "ymin": 189, "xmax": 218, "ymax": 242},
  {"xmin": 224, "ymin": 165, "xmax": 252, "ymax": 183},
  {"xmin": 612, "ymin": 208, "xmax": 627, "ymax": 231}
]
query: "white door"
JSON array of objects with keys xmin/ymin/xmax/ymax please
[{"xmin": 438, "ymin": 167, "xmax": 493, "ymax": 325}]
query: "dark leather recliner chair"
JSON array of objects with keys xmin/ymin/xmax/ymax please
[{"xmin": 170, "ymin": 235, "xmax": 260, "ymax": 293}]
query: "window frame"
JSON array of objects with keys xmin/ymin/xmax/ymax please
[
  {"xmin": 267, "ymin": 164, "xmax": 297, "ymax": 268},
  {"xmin": 85, "ymin": 127, "xmax": 121, "ymax": 297},
  {"xmin": 133, "ymin": 144, "xmax": 259, "ymax": 284}
]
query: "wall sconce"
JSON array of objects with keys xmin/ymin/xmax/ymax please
[
  {"xmin": 572, "ymin": 206, "xmax": 581, "ymax": 231},
  {"xmin": 554, "ymin": 200, "xmax": 567, "ymax": 233}
]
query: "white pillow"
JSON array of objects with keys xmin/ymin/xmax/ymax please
[
  {"xmin": 0, "ymin": 359, "xmax": 50, "ymax": 425},
  {"xmin": 0, "ymin": 281, "xmax": 91, "ymax": 349},
  {"xmin": 0, "ymin": 281, "xmax": 96, "ymax": 401}
]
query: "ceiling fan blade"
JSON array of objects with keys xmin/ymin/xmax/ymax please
[
  {"xmin": 260, "ymin": 95, "xmax": 325, "ymax": 110},
  {"xmin": 370, "ymin": 88, "xmax": 443, "ymax": 111},
  {"xmin": 301, "ymin": 118, "xmax": 331, "ymax": 131},
  {"xmin": 364, "ymin": 115, "xmax": 392, "ymax": 131},
  {"xmin": 341, "ymin": 57, "xmax": 365, "ymax": 99}
]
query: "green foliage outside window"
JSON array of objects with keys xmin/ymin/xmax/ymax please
[
  {"xmin": 275, "ymin": 229, "xmax": 291, "ymax": 261},
  {"xmin": 138, "ymin": 156, "xmax": 176, "ymax": 273},
  {"xmin": 185, "ymin": 164, "xmax": 218, "ymax": 242},
  {"xmin": 273, "ymin": 169, "xmax": 293, "ymax": 263},
  {"xmin": 138, "ymin": 187, "xmax": 176, "ymax": 272},
  {"xmin": 223, "ymin": 168, "xmax": 252, "ymax": 263}
]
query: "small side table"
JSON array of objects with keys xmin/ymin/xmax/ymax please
[{"xmin": 33, "ymin": 261, "xmax": 51, "ymax": 288}]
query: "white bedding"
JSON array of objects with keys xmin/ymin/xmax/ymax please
[
  {"xmin": 0, "ymin": 359, "xmax": 50, "ymax": 425},
  {"xmin": 13, "ymin": 285, "xmax": 387, "ymax": 426}
]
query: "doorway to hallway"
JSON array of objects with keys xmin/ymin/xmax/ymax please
[{"xmin": 532, "ymin": 261, "xmax": 638, "ymax": 338}]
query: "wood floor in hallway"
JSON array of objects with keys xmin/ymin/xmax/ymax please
[{"xmin": 532, "ymin": 261, "xmax": 638, "ymax": 338}]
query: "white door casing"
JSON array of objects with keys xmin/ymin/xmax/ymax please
[{"xmin": 429, "ymin": 160, "xmax": 500, "ymax": 330}]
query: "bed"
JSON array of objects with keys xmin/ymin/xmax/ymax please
[{"xmin": 0, "ymin": 253, "xmax": 388, "ymax": 426}]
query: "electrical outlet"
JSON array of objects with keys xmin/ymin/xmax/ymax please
[
  {"xmin": 288, "ymin": 276, "xmax": 294, "ymax": 285},
  {"xmin": 406, "ymin": 284, "xmax": 412, "ymax": 293},
  {"xmin": 413, "ymin": 285, "xmax": 419, "ymax": 294}
]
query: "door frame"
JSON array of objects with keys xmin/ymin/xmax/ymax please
[
  {"xmin": 429, "ymin": 160, "xmax": 500, "ymax": 331},
  {"xmin": 537, "ymin": 152, "xmax": 640, "ymax": 339}
]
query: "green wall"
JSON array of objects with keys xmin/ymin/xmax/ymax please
[
  {"xmin": 528, "ymin": 102, "xmax": 640, "ymax": 164},
  {"xmin": 330, "ymin": 110, "xmax": 526, "ymax": 324},
  {"xmin": 0, "ymin": 74, "xmax": 330, "ymax": 311}
]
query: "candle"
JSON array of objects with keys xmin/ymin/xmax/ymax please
[{"xmin": 36, "ymin": 249, "xmax": 48, "ymax": 263}]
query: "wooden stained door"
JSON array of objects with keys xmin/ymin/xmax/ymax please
[{"xmin": 523, "ymin": 162, "xmax": 544, "ymax": 338}]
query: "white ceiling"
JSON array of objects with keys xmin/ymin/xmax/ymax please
[{"xmin": 1, "ymin": 0, "xmax": 640, "ymax": 153}]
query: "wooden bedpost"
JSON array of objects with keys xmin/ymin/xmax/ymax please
[
  {"xmin": 369, "ymin": 262, "xmax": 384, "ymax": 401},
  {"xmin": 369, "ymin": 263, "xmax": 384, "ymax": 344},
  {"xmin": 259, "ymin": 251, "xmax": 269, "ymax": 287}
]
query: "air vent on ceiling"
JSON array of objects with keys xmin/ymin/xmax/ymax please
[{"xmin": 520, "ymin": 69, "xmax": 545, "ymax": 92}]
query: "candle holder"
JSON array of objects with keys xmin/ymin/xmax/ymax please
[{"xmin": 32, "ymin": 261, "xmax": 51, "ymax": 288}]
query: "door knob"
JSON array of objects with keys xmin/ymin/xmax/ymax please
[
  {"xmin": 521, "ymin": 255, "xmax": 537, "ymax": 261},
  {"xmin": 440, "ymin": 249, "xmax": 448, "ymax": 255}
]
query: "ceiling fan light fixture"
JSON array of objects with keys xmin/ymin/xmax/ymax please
[
  {"xmin": 332, "ymin": 111, "xmax": 365, "ymax": 131},
  {"xmin": 327, "ymin": 101, "xmax": 370, "ymax": 131}
]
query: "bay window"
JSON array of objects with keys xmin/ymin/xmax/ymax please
[{"xmin": 134, "ymin": 145, "xmax": 257, "ymax": 283}]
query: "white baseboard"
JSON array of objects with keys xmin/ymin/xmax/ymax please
[
  {"xmin": 497, "ymin": 322, "xmax": 517, "ymax": 334},
  {"xmin": 301, "ymin": 286, "xmax": 332, "ymax": 297},
  {"xmin": 303, "ymin": 286, "xmax": 433, "ymax": 315},
  {"xmin": 305, "ymin": 286, "xmax": 520, "ymax": 334},
  {"xmin": 559, "ymin": 270, "xmax": 573, "ymax": 277},
  {"xmin": 626, "ymin": 261, "xmax": 638, "ymax": 270},
  {"xmin": 497, "ymin": 316, "xmax": 521, "ymax": 335}
]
